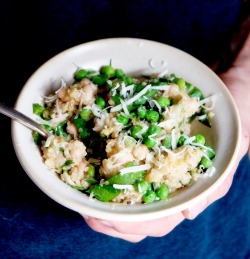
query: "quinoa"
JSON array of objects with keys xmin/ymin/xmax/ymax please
[{"xmin": 32, "ymin": 64, "xmax": 216, "ymax": 204}]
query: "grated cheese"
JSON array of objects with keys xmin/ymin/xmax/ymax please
[
  {"xmin": 113, "ymin": 184, "xmax": 135, "ymax": 190},
  {"xmin": 110, "ymin": 84, "xmax": 152, "ymax": 112},
  {"xmin": 119, "ymin": 164, "xmax": 151, "ymax": 175}
]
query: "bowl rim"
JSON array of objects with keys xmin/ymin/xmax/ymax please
[{"xmin": 11, "ymin": 37, "xmax": 242, "ymax": 221}]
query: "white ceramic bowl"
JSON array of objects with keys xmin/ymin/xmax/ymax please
[{"xmin": 11, "ymin": 38, "xmax": 241, "ymax": 222}]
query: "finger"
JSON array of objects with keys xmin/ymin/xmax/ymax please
[
  {"xmin": 83, "ymin": 216, "xmax": 146, "ymax": 243},
  {"xmin": 182, "ymin": 162, "xmax": 236, "ymax": 219},
  {"xmin": 82, "ymin": 212, "xmax": 185, "ymax": 238}
]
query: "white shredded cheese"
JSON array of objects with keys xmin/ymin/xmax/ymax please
[
  {"xmin": 120, "ymin": 99, "xmax": 130, "ymax": 116},
  {"xmin": 113, "ymin": 184, "xmax": 135, "ymax": 190},
  {"xmin": 119, "ymin": 164, "xmax": 151, "ymax": 175},
  {"xmin": 44, "ymin": 134, "xmax": 55, "ymax": 148},
  {"xmin": 171, "ymin": 129, "xmax": 177, "ymax": 150},
  {"xmin": 110, "ymin": 84, "xmax": 152, "ymax": 112},
  {"xmin": 36, "ymin": 113, "xmax": 69, "ymax": 127}
]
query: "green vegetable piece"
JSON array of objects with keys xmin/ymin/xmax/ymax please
[
  {"xmin": 33, "ymin": 131, "xmax": 41, "ymax": 145},
  {"xmin": 130, "ymin": 125, "xmax": 143, "ymax": 139},
  {"xmin": 115, "ymin": 68, "xmax": 125, "ymax": 78},
  {"xmin": 95, "ymin": 96, "xmax": 106, "ymax": 109},
  {"xmin": 61, "ymin": 160, "xmax": 74, "ymax": 172},
  {"xmin": 101, "ymin": 65, "xmax": 115, "ymax": 78},
  {"xmin": 144, "ymin": 89, "xmax": 158, "ymax": 98},
  {"xmin": 73, "ymin": 117, "xmax": 90, "ymax": 139},
  {"xmin": 145, "ymin": 110, "xmax": 159, "ymax": 122},
  {"xmin": 78, "ymin": 127, "xmax": 90, "ymax": 139},
  {"xmin": 200, "ymin": 157, "xmax": 213, "ymax": 169},
  {"xmin": 155, "ymin": 183, "xmax": 169, "ymax": 200},
  {"xmin": 135, "ymin": 180, "xmax": 149, "ymax": 194},
  {"xmin": 143, "ymin": 136, "xmax": 157, "ymax": 148},
  {"xmin": 55, "ymin": 120, "xmax": 68, "ymax": 137},
  {"xmin": 143, "ymin": 190, "xmax": 156, "ymax": 203},
  {"xmin": 162, "ymin": 134, "xmax": 172, "ymax": 149},
  {"xmin": 87, "ymin": 164, "xmax": 95, "ymax": 177},
  {"xmin": 156, "ymin": 97, "xmax": 170, "ymax": 109},
  {"xmin": 125, "ymin": 76, "xmax": 133, "ymax": 85},
  {"xmin": 134, "ymin": 96, "xmax": 147, "ymax": 106},
  {"xmin": 89, "ymin": 184, "xmax": 121, "ymax": 202},
  {"xmin": 205, "ymin": 146, "xmax": 216, "ymax": 159},
  {"xmin": 188, "ymin": 87, "xmax": 204, "ymax": 100},
  {"xmin": 194, "ymin": 134, "xmax": 206, "ymax": 145},
  {"xmin": 148, "ymin": 125, "xmax": 162, "ymax": 136},
  {"xmin": 107, "ymin": 170, "xmax": 146, "ymax": 185},
  {"xmin": 92, "ymin": 75, "xmax": 107, "ymax": 86},
  {"xmin": 134, "ymin": 84, "xmax": 144, "ymax": 93},
  {"xmin": 33, "ymin": 103, "xmax": 45, "ymax": 117},
  {"xmin": 137, "ymin": 106, "xmax": 147, "ymax": 119},
  {"xmin": 177, "ymin": 136, "xmax": 186, "ymax": 147},
  {"xmin": 73, "ymin": 117, "xmax": 87, "ymax": 129},
  {"xmin": 111, "ymin": 94, "xmax": 121, "ymax": 105},
  {"xmin": 176, "ymin": 78, "xmax": 186, "ymax": 90},
  {"xmin": 124, "ymin": 137, "xmax": 137, "ymax": 148},
  {"xmin": 80, "ymin": 108, "xmax": 92, "ymax": 121},
  {"xmin": 116, "ymin": 114, "xmax": 130, "ymax": 125},
  {"xmin": 74, "ymin": 69, "xmax": 87, "ymax": 81}
]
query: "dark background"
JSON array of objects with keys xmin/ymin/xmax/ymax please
[{"xmin": 0, "ymin": 1, "xmax": 249, "ymax": 258}]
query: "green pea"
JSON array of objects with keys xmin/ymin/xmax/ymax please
[
  {"xmin": 124, "ymin": 137, "xmax": 137, "ymax": 148},
  {"xmin": 176, "ymin": 78, "xmax": 186, "ymax": 90},
  {"xmin": 80, "ymin": 108, "xmax": 92, "ymax": 121},
  {"xmin": 130, "ymin": 125, "xmax": 143, "ymax": 139},
  {"xmin": 87, "ymin": 164, "xmax": 95, "ymax": 177},
  {"xmin": 95, "ymin": 96, "xmax": 106, "ymax": 109},
  {"xmin": 143, "ymin": 136, "xmax": 157, "ymax": 148},
  {"xmin": 101, "ymin": 65, "xmax": 115, "ymax": 78},
  {"xmin": 137, "ymin": 106, "xmax": 147, "ymax": 119},
  {"xmin": 156, "ymin": 97, "xmax": 170, "ymax": 109},
  {"xmin": 200, "ymin": 157, "xmax": 213, "ymax": 169},
  {"xmin": 177, "ymin": 136, "xmax": 186, "ymax": 146},
  {"xmin": 73, "ymin": 117, "xmax": 87, "ymax": 129},
  {"xmin": 116, "ymin": 114, "xmax": 130, "ymax": 125},
  {"xmin": 146, "ymin": 110, "xmax": 159, "ymax": 122},
  {"xmin": 111, "ymin": 94, "xmax": 121, "ymax": 105},
  {"xmin": 194, "ymin": 134, "xmax": 206, "ymax": 145},
  {"xmin": 145, "ymin": 89, "xmax": 158, "ymax": 98},
  {"xmin": 143, "ymin": 190, "xmax": 156, "ymax": 203},
  {"xmin": 125, "ymin": 76, "xmax": 133, "ymax": 85},
  {"xmin": 74, "ymin": 69, "xmax": 87, "ymax": 81},
  {"xmin": 156, "ymin": 184, "xmax": 169, "ymax": 200},
  {"xmin": 162, "ymin": 134, "xmax": 172, "ymax": 149},
  {"xmin": 148, "ymin": 125, "xmax": 162, "ymax": 136},
  {"xmin": 188, "ymin": 86, "xmax": 204, "ymax": 100},
  {"xmin": 134, "ymin": 96, "xmax": 147, "ymax": 106},
  {"xmin": 205, "ymin": 146, "xmax": 216, "ymax": 159},
  {"xmin": 135, "ymin": 180, "xmax": 149, "ymax": 194},
  {"xmin": 127, "ymin": 104, "xmax": 137, "ymax": 112},
  {"xmin": 115, "ymin": 68, "xmax": 125, "ymax": 78},
  {"xmin": 78, "ymin": 127, "xmax": 90, "ymax": 139},
  {"xmin": 92, "ymin": 75, "xmax": 107, "ymax": 86}
]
